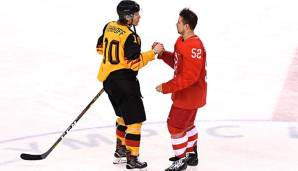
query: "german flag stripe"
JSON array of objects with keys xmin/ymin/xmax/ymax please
[
  {"xmin": 125, "ymin": 139, "xmax": 140, "ymax": 147},
  {"xmin": 116, "ymin": 129, "xmax": 125, "ymax": 138},
  {"xmin": 117, "ymin": 125, "xmax": 127, "ymax": 132},
  {"xmin": 126, "ymin": 133, "xmax": 140, "ymax": 141}
]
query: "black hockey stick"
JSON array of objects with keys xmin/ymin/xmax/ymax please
[{"xmin": 20, "ymin": 88, "xmax": 105, "ymax": 160}]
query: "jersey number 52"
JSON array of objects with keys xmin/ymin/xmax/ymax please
[{"xmin": 191, "ymin": 48, "xmax": 202, "ymax": 59}]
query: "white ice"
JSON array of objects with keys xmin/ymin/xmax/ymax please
[{"xmin": 0, "ymin": 0, "xmax": 298, "ymax": 170}]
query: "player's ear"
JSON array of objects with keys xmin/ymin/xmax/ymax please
[
  {"xmin": 125, "ymin": 14, "xmax": 133, "ymax": 21},
  {"xmin": 184, "ymin": 23, "xmax": 190, "ymax": 30}
]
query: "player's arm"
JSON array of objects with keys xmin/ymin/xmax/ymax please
[
  {"xmin": 162, "ymin": 46, "xmax": 204, "ymax": 94},
  {"xmin": 157, "ymin": 39, "xmax": 179, "ymax": 69},
  {"xmin": 124, "ymin": 33, "xmax": 155, "ymax": 71},
  {"xmin": 96, "ymin": 23, "xmax": 109, "ymax": 55},
  {"xmin": 158, "ymin": 51, "xmax": 175, "ymax": 69}
]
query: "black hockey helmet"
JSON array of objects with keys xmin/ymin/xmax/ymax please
[{"xmin": 117, "ymin": 0, "xmax": 140, "ymax": 19}]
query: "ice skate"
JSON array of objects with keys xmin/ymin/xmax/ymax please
[
  {"xmin": 186, "ymin": 146, "xmax": 198, "ymax": 166},
  {"xmin": 186, "ymin": 153, "xmax": 198, "ymax": 166},
  {"xmin": 169, "ymin": 156, "xmax": 179, "ymax": 162},
  {"xmin": 126, "ymin": 152, "xmax": 147, "ymax": 170},
  {"xmin": 113, "ymin": 145, "xmax": 127, "ymax": 164},
  {"xmin": 165, "ymin": 157, "xmax": 187, "ymax": 171}
]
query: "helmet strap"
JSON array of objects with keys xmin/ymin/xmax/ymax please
[{"xmin": 133, "ymin": 25, "xmax": 137, "ymax": 33}]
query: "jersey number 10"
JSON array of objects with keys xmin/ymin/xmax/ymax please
[{"xmin": 103, "ymin": 38, "xmax": 120, "ymax": 64}]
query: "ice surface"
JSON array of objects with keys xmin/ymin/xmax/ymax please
[{"xmin": 0, "ymin": 0, "xmax": 297, "ymax": 170}]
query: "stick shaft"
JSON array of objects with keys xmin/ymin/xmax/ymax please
[{"xmin": 20, "ymin": 88, "xmax": 105, "ymax": 160}]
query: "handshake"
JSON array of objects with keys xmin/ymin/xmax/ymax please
[{"xmin": 151, "ymin": 42, "xmax": 165, "ymax": 56}]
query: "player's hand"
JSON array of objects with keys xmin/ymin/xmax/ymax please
[
  {"xmin": 155, "ymin": 84, "xmax": 163, "ymax": 93},
  {"xmin": 153, "ymin": 43, "xmax": 165, "ymax": 56},
  {"xmin": 152, "ymin": 42, "xmax": 159, "ymax": 49}
]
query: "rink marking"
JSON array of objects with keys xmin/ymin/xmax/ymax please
[
  {"xmin": 273, "ymin": 47, "xmax": 298, "ymax": 121},
  {"xmin": 0, "ymin": 159, "xmax": 20, "ymax": 166},
  {"xmin": 0, "ymin": 120, "xmax": 297, "ymax": 167},
  {"xmin": 0, "ymin": 119, "xmax": 273, "ymax": 144}
]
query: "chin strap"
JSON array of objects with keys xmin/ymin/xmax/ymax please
[
  {"xmin": 125, "ymin": 14, "xmax": 137, "ymax": 34},
  {"xmin": 133, "ymin": 25, "xmax": 137, "ymax": 33}
]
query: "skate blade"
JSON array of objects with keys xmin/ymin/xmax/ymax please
[
  {"xmin": 125, "ymin": 168, "xmax": 147, "ymax": 171},
  {"xmin": 113, "ymin": 157, "xmax": 127, "ymax": 164}
]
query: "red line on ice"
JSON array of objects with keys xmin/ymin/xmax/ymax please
[{"xmin": 273, "ymin": 47, "xmax": 298, "ymax": 121}]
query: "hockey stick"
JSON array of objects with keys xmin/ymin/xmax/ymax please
[{"xmin": 20, "ymin": 88, "xmax": 105, "ymax": 160}]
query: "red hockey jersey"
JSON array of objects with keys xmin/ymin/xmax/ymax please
[{"xmin": 159, "ymin": 35, "xmax": 207, "ymax": 109}]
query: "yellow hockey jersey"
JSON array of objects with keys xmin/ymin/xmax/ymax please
[{"xmin": 96, "ymin": 21, "xmax": 155, "ymax": 82}]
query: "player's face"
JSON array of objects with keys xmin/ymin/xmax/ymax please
[
  {"xmin": 132, "ymin": 12, "xmax": 140, "ymax": 26},
  {"xmin": 176, "ymin": 16, "xmax": 185, "ymax": 35}
]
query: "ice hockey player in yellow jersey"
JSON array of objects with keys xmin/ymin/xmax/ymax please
[{"xmin": 95, "ymin": 0, "xmax": 164, "ymax": 170}]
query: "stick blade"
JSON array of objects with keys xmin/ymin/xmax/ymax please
[{"xmin": 20, "ymin": 153, "xmax": 44, "ymax": 160}]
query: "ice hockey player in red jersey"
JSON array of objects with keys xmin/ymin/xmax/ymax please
[{"xmin": 155, "ymin": 8, "xmax": 207, "ymax": 171}]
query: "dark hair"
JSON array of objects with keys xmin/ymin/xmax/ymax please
[{"xmin": 179, "ymin": 8, "xmax": 198, "ymax": 30}]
